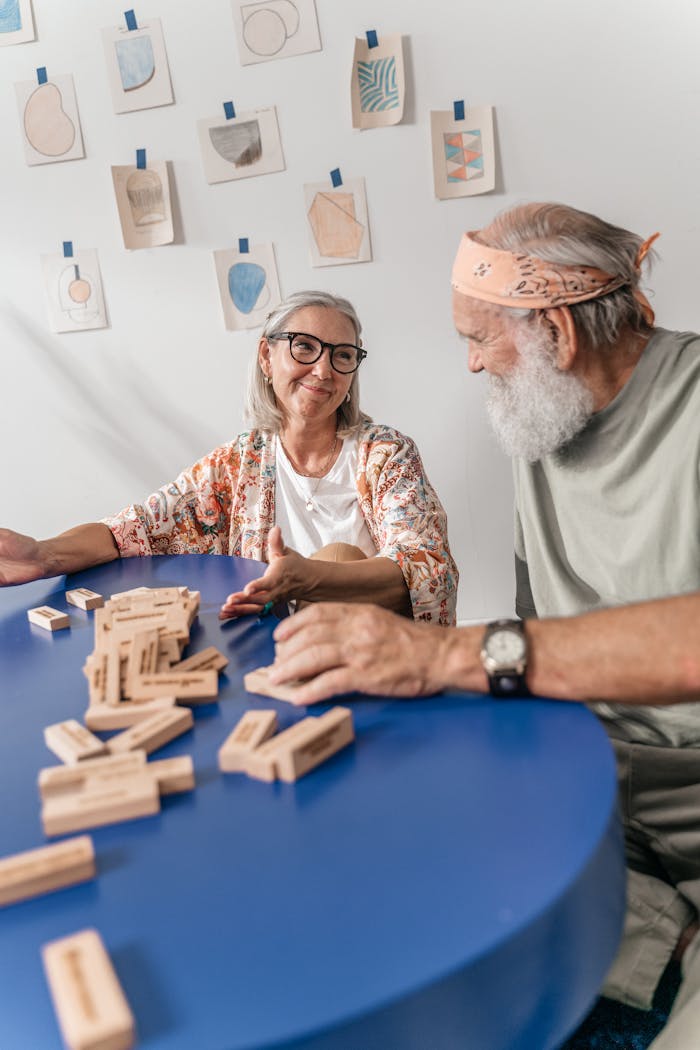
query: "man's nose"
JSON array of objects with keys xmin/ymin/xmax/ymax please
[{"xmin": 468, "ymin": 342, "xmax": 484, "ymax": 373}]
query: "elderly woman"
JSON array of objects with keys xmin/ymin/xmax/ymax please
[{"xmin": 0, "ymin": 291, "xmax": 457, "ymax": 624}]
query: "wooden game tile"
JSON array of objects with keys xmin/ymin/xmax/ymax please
[
  {"xmin": 218, "ymin": 711, "xmax": 278, "ymax": 773},
  {"xmin": 65, "ymin": 588, "xmax": 104, "ymax": 611},
  {"xmin": 106, "ymin": 707, "xmax": 193, "ymax": 756},
  {"xmin": 39, "ymin": 753, "xmax": 147, "ymax": 800},
  {"xmin": 147, "ymin": 755, "xmax": 195, "ymax": 795},
  {"xmin": 123, "ymin": 630, "xmax": 160, "ymax": 696},
  {"xmin": 172, "ymin": 645, "xmax": 228, "ymax": 674},
  {"xmin": 84, "ymin": 696, "xmax": 177, "ymax": 732},
  {"xmin": 44, "ymin": 721, "xmax": 107, "ymax": 766},
  {"xmin": 42, "ymin": 775, "xmax": 160, "ymax": 836},
  {"xmin": 276, "ymin": 707, "xmax": 354, "ymax": 783},
  {"xmin": 244, "ymin": 665, "xmax": 310, "ymax": 703},
  {"xmin": 41, "ymin": 928, "xmax": 136, "ymax": 1050},
  {"xmin": 0, "ymin": 836, "xmax": 95, "ymax": 908},
  {"xmin": 129, "ymin": 670, "xmax": 218, "ymax": 704},
  {"xmin": 243, "ymin": 718, "xmax": 317, "ymax": 782},
  {"xmin": 27, "ymin": 606, "xmax": 70, "ymax": 632}
]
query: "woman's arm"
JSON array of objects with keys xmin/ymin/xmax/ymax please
[{"xmin": 0, "ymin": 524, "xmax": 119, "ymax": 585}]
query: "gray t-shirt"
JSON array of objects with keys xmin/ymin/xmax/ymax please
[{"xmin": 514, "ymin": 328, "xmax": 700, "ymax": 747}]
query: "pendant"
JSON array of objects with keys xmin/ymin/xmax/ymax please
[{"xmin": 306, "ymin": 499, "xmax": 314, "ymax": 512}]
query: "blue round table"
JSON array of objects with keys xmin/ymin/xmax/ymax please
[{"xmin": 0, "ymin": 555, "xmax": 624, "ymax": 1050}]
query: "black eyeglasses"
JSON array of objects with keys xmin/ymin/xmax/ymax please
[{"xmin": 270, "ymin": 331, "xmax": 367, "ymax": 374}]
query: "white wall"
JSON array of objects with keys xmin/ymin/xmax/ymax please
[{"xmin": 2, "ymin": 0, "xmax": 699, "ymax": 622}]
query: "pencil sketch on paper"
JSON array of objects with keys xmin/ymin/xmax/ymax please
[
  {"xmin": 15, "ymin": 74, "xmax": 85, "ymax": 165},
  {"xmin": 111, "ymin": 160, "xmax": 174, "ymax": 248},
  {"xmin": 209, "ymin": 120, "xmax": 262, "ymax": 167},
  {"xmin": 114, "ymin": 33, "xmax": 155, "ymax": 91},
  {"xmin": 444, "ymin": 129, "xmax": 484, "ymax": 183},
  {"xmin": 308, "ymin": 193, "xmax": 364, "ymax": 259},
  {"xmin": 0, "ymin": 0, "xmax": 34, "ymax": 44},
  {"xmin": 41, "ymin": 250, "xmax": 107, "ymax": 334},
  {"xmin": 233, "ymin": 0, "xmax": 320, "ymax": 65},
  {"xmin": 125, "ymin": 168, "xmax": 166, "ymax": 226},
  {"xmin": 358, "ymin": 57, "xmax": 398, "ymax": 112},
  {"xmin": 430, "ymin": 106, "xmax": 495, "ymax": 200},
  {"xmin": 213, "ymin": 245, "xmax": 281, "ymax": 331}
]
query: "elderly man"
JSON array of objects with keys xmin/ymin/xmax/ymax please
[{"xmin": 271, "ymin": 203, "xmax": 700, "ymax": 1048}]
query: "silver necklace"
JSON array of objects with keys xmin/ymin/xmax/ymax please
[{"xmin": 279, "ymin": 434, "xmax": 338, "ymax": 512}]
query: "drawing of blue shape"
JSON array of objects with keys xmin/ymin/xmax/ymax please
[
  {"xmin": 228, "ymin": 262, "xmax": 266, "ymax": 314},
  {"xmin": 358, "ymin": 57, "xmax": 399, "ymax": 112},
  {"xmin": 0, "ymin": 0, "xmax": 21, "ymax": 33},
  {"xmin": 115, "ymin": 35, "xmax": 155, "ymax": 92}
]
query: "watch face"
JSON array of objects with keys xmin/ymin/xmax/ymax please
[{"xmin": 487, "ymin": 629, "xmax": 526, "ymax": 664}]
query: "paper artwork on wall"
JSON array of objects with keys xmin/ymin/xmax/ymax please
[
  {"xmin": 197, "ymin": 106, "xmax": 285, "ymax": 185},
  {"xmin": 0, "ymin": 0, "xmax": 35, "ymax": 46},
  {"xmin": 304, "ymin": 177, "xmax": 371, "ymax": 267},
  {"xmin": 430, "ymin": 106, "xmax": 495, "ymax": 199},
  {"xmin": 102, "ymin": 17, "xmax": 174, "ymax": 113},
  {"xmin": 350, "ymin": 34, "xmax": 404, "ymax": 130},
  {"xmin": 111, "ymin": 160, "xmax": 174, "ymax": 249},
  {"xmin": 213, "ymin": 244, "xmax": 281, "ymax": 330},
  {"xmin": 15, "ymin": 74, "xmax": 85, "ymax": 166},
  {"xmin": 232, "ymin": 0, "xmax": 321, "ymax": 65},
  {"xmin": 41, "ymin": 250, "xmax": 107, "ymax": 333}
]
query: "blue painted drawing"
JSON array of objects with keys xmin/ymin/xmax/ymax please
[
  {"xmin": 357, "ymin": 57, "xmax": 399, "ymax": 112},
  {"xmin": 228, "ymin": 262, "xmax": 266, "ymax": 314},
  {"xmin": 0, "ymin": 0, "xmax": 21, "ymax": 33},
  {"xmin": 115, "ymin": 34, "xmax": 155, "ymax": 91}
]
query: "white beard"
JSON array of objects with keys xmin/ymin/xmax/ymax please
[{"xmin": 486, "ymin": 329, "xmax": 594, "ymax": 462}]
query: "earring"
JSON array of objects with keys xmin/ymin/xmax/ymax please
[
  {"xmin": 264, "ymin": 373, "xmax": 271, "ymax": 385},
  {"xmin": 345, "ymin": 392, "xmax": 351, "ymax": 403}
]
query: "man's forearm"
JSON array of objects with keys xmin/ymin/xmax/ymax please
[{"xmin": 40, "ymin": 523, "xmax": 120, "ymax": 577}]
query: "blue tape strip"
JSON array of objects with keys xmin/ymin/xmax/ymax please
[
  {"xmin": 125, "ymin": 9, "xmax": 138, "ymax": 30},
  {"xmin": 330, "ymin": 168, "xmax": 342, "ymax": 187},
  {"xmin": 223, "ymin": 100, "xmax": 235, "ymax": 120},
  {"xmin": 37, "ymin": 67, "xmax": 47, "ymax": 85},
  {"xmin": 63, "ymin": 241, "xmax": 73, "ymax": 258},
  {"xmin": 453, "ymin": 100, "xmax": 465, "ymax": 121},
  {"xmin": 136, "ymin": 148, "xmax": 146, "ymax": 170},
  {"xmin": 238, "ymin": 238, "xmax": 249, "ymax": 254},
  {"xmin": 366, "ymin": 29, "xmax": 378, "ymax": 48}
]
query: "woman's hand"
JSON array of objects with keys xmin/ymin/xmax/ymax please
[
  {"xmin": 219, "ymin": 526, "xmax": 313, "ymax": 619},
  {"xmin": 0, "ymin": 528, "xmax": 47, "ymax": 585}
]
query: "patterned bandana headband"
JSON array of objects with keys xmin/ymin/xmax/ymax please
[{"xmin": 451, "ymin": 230, "xmax": 660, "ymax": 322}]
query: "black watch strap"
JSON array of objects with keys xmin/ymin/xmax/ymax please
[{"xmin": 489, "ymin": 672, "xmax": 529, "ymax": 698}]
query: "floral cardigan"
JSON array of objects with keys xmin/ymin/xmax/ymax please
[{"xmin": 102, "ymin": 420, "xmax": 458, "ymax": 624}]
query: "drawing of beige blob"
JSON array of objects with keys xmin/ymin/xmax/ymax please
[
  {"xmin": 24, "ymin": 83, "xmax": 76, "ymax": 157},
  {"xmin": 307, "ymin": 192, "xmax": 364, "ymax": 259},
  {"xmin": 68, "ymin": 278, "xmax": 91, "ymax": 303},
  {"xmin": 126, "ymin": 168, "xmax": 166, "ymax": 226}
]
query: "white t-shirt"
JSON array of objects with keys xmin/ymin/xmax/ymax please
[{"xmin": 274, "ymin": 435, "xmax": 377, "ymax": 558}]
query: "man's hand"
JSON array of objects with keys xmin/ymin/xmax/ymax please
[
  {"xmin": 0, "ymin": 528, "xmax": 47, "ymax": 585},
  {"xmin": 219, "ymin": 526, "xmax": 313, "ymax": 619},
  {"xmin": 269, "ymin": 602, "xmax": 452, "ymax": 704}
]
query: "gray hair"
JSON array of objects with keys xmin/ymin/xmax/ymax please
[
  {"xmin": 245, "ymin": 289, "xmax": 370, "ymax": 436},
  {"xmin": 477, "ymin": 203, "xmax": 656, "ymax": 349}
]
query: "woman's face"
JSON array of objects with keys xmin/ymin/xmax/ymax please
[{"xmin": 260, "ymin": 306, "xmax": 357, "ymax": 430}]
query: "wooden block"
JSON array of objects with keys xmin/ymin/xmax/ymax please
[
  {"xmin": 124, "ymin": 630, "xmax": 160, "ymax": 696},
  {"xmin": 172, "ymin": 645, "xmax": 228, "ymax": 674},
  {"xmin": 42, "ymin": 774, "xmax": 160, "ymax": 836},
  {"xmin": 243, "ymin": 718, "xmax": 316, "ymax": 782},
  {"xmin": 157, "ymin": 636, "xmax": 181, "ymax": 668},
  {"xmin": 44, "ymin": 721, "xmax": 107, "ymax": 765},
  {"xmin": 85, "ymin": 696, "xmax": 176, "ymax": 732},
  {"xmin": 65, "ymin": 588, "xmax": 104, "ymax": 611},
  {"xmin": 218, "ymin": 711, "xmax": 278, "ymax": 773},
  {"xmin": 276, "ymin": 707, "xmax": 354, "ymax": 783},
  {"xmin": 39, "ymin": 753, "xmax": 147, "ymax": 801},
  {"xmin": 85, "ymin": 653, "xmax": 107, "ymax": 705},
  {"xmin": 244, "ymin": 665, "xmax": 309, "ymax": 703},
  {"xmin": 41, "ymin": 928, "xmax": 136, "ymax": 1050},
  {"xmin": 147, "ymin": 755, "xmax": 195, "ymax": 795},
  {"xmin": 28, "ymin": 606, "xmax": 70, "ymax": 632},
  {"xmin": 104, "ymin": 649, "xmax": 122, "ymax": 707},
  {"xmin": 108, "ymin": 585, "xmax": 152, "ymax": 601},
  {"xmin": 106, "ymin": 707, "xmax": 193, "ymax": 756},
  {"xmin": 0, "ymin": 836, "xmax": 95, "ymax": 907},
  {"xmin": 130, "ymin": 670, "xmax": 218, "ymax": 703}
]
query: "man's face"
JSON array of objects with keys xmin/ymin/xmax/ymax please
[{"xmin": 452, "ymin": 290, "xmax": 594, "ymax": 462}]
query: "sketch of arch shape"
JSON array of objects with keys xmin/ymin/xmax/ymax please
[
  {"xmin": 23, "ymin": 83, "xmax": 76, "ymax": 157},
  {"xmin": 114, "ymin": 34, "xmax": 156, "ymax": 92},
  {"xmin": 126, "ymin": 168, "xmax": 166, "ymax": 226},
  {"xmin": 308, "ymin": 192, "xmax": 364, "ymax": 259},
  {"xmin": 358, "ymin": 57, "xmax": 399, "ymax": 113},
  {"xmin": 209, "ymin": 120, "xmax": 262, "ymax": 167},
  {"xmin": 58, "ymin": 264, "xmax": 101, "ymax": 325},
  {"xmin": 242, "ymin": 0, "xmax": 300, "ymax": 57},
  {"xmin": 0, "ymin": 0, "xmax": 21, "ymax": 33},
  {"xmin": 228, "ymin": 261, "xmax": 269, "ymax": 313}
]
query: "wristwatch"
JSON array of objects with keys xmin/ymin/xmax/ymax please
[{"xmin": 480, "ymin": 619, "xmax": 530, "ymax": 698}]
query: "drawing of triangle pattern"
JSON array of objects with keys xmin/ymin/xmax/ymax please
[{"xmin": 444, "ymin": 129, "xmax": 484, "ymax": 183}]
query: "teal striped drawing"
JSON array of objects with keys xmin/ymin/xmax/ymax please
[{"xmin": 358, "ymin": 57, "xmax": 399, "ymax": 112}]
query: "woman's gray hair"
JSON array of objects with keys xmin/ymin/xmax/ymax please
[
  {"xmin": 477, "ymin": 203, "xmax": 656, "ymax": 349},
  {"xmin": 245, "ymin": 289, "xmax": 370, "ymax": 436}
]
